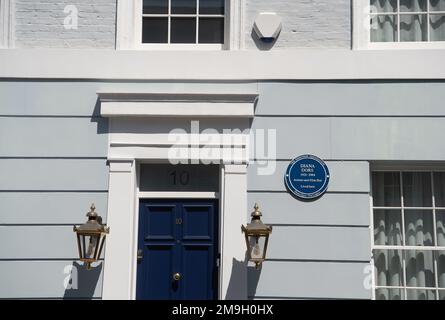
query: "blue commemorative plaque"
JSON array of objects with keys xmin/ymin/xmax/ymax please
[{"xmin": 284, "ymin": 155, "xmax": 330, "ymax": 200}]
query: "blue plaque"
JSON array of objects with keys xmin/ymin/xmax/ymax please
[{"xmin": 284, "ymin": 155, "xmax": 330, "ymax": 200}]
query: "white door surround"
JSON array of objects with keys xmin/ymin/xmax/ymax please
[
  {"xmin": 0, "ymin": 0, "xmax": 14, "ymax": 48},
  {"xmin": 99, "ymin": 91, "xmax": 257, "ymax": 300}
]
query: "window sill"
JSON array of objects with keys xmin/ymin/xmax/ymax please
[
  {"xmin": 359, "ymin": 41, "xmax": 445, "ymax": 50},
  {"xmin": 132, "ymin": 43, "xmax": 224, "ymax": 50}
]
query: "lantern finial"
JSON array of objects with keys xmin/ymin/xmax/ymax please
[
  {"xmin": 87, "ymin": 203, "xmax": 98, "ymax": 220},
  {"xmin": 251, "ymin": 203, "xmax": 262, "ymax": 219}
]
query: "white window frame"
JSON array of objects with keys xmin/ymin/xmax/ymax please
[
  {"xmin": 116, "ymin": 0, "xmax": 244, "ymax": 50},
  {"xmin": 370, "ymin": 165, "xmax": 445, "ymax": 300},
  {"xmin": 353, "ymin": 0, "xmax": 445, "ymax": 49},
  {"xmin": 0, "ymin": 0, "xmax": 14, "ymax": 48}
]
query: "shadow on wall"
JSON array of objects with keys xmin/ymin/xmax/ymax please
[
  {"xmin": 224, "ymin": 254, "xmax": 262, "ymax": 300},
  {"xmin": 246, "ymin": 265, "xmax": 262, "ymax": 300},
  {"xmin": 91, "ymin": 98, "xmax": 108, "ymax": 134},
  {"xmin": 250, "ymin": 30, "xmax": 279, "ymax": 51},
  {"xmin": 63, "ymin": 261, "xmax": 102, "ymax": 300}
]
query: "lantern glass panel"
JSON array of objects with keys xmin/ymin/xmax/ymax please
[
  {"xmin": 248, "ymin": 235, "xmax": 266, "ymax": 261},
  {"xmin": 97, "ymin": 234, "xmax": 106, "ymax": 259},
  {"xmin": 81, "ymin": 234, "xmax": 100, "ymax": 260},
  {"xmin": 76, "ymin": 233, "xmax": 83, "ymax": 260}
]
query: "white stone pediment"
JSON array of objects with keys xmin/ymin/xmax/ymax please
[
  {"xmin": 98, "ymin": 92, "xmax": 258, "ymax": 118},
  {"xmin": 98, "ymin": 91, "xmax": 257, "ymax": 164}
]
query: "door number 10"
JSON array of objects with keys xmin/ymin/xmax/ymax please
[{"xmin": 170, "ymin": 170, "xmax": 190, "ymax": 186}]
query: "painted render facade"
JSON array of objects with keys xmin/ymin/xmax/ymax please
[{"xmin": 0, "ymin": 0, "xmax": 445, "ymax": 300}]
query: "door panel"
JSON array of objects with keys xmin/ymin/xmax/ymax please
[
  {"xmin": 182, "ymin": 245, "xmax": 212, "ymax": 300},
  {"xmin": 137, "ymin": 199, "xmax": 218, "ymax": 300},
  {"xmin": 145, "ymin": 204, "xmax": 176, "ymax": 240},
  {"xmin": 144, "ymin": 245, "xmax": 175, "ymax": 299},
  {"xmin": 182, "ymin": 204, "xmax": 213, "ymax": 240}
]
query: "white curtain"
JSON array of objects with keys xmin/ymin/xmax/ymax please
[
  {"xmin": 370, "ymin": 0, "xmax": 445, "ymax": 42},
  {"xmin": 403, "ymin": 172, "xmax": 435, "ymax": 299},
  {"xmin": 435, "ymin": 178, "xmax": 445, "ymax": 298},
  {"xmin": 400, "ymin": 0, "xmax": 427, "ymax": 12},
  {"xmin": 405, "ymin": 250, "xmax": 435, "ymax": 299},
  {"xmin": 437, "ymin": 211, "xmax": 445, "ymax": 247},
  {"xmin": 430, "ymin": 14, "xmax": 445, "ymax": 41},
  {"xmin": 400, "ymin": 14, "xmax": 427, "ymax": 41},
  {"xmin": 375, "ymin": 250, "xmax": 403, "ymax": 299},
  {"xmin": 438, "ymin": 251, "xmax": 445, "ymax": 297},
  {"xmin": 430, "ymin": 0, "xmax": 445, "ymax": 11},
  {"xmin": 406, "ymin": 288, "xmax": 436, "ymax": 299},
  {"xmin": 437, "ymin": 212, "xmax": 445, "ymax": 294},
  {"xmin": 374, "ymin": 210, "xmax": 402, "ymax": 245},
  {"xmin": 372, "ymin": 15, "xmax": 398, "ymax": 42},
  {"xmin": 371, "ymin": 0, "xmax": 397, "ymax": 12},
  {"xmin": 373, "ymin": 171, "xmax": 443, "ymax": 299},
  {"xmin": 434, "ymin": 173, "xmax": 445, "ymax": 207},
  {"xmin": 403, "ymin": 172, "xmax": 432, "ymax": 207},
  {"xmin": 370, "ymin": 0, "xmax": 397, "ymax": 42},
  {"xmin": 404, "ymin": 210, "xmax": 434, "ymax": 246},
  {"xmin": 399, "ymin": 0, "xmax": 428, "ymax": 43},
  {"xmin": 372, "ymin": 172, "xmax": 401, "ymax": 207},
  {"xmin": 376, "ymin": 288, "xmax": 404, "ymax": 300}
]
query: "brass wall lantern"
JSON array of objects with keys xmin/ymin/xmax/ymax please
[
  {"xmin": 73, "ymin": 204, "xmax": 109, "ymax": 270},
  {"xmin": 242, "ymin": 203, "xmax": 272, "ymax": 269}
]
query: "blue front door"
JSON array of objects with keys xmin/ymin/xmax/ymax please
[{"xmin": 136, "ymin": 199, "xmax": 219, "ymax": 300}]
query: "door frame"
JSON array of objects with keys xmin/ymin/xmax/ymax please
[
  {"xmin": 135, "ymin": 162, "xmax": 221, "ymax": 300},
  {"xmin": 102, "ymin": 160, "xmax": 248, "ymax": 300}
]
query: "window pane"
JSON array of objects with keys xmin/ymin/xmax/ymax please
[
  {"xmin": 434, "ymin": 173, "xmax": 445, "ymax": 207},
  {"xmin": 405, "ymin": 250, "xmax": 435, "ymax": 288},
  {"xmin": 400, "ymin": 0, "xmax": 427, "ymax": 12},
  {"xmin": 171, "ymin": 0, "xmax": 196, "ymax": 14},
  {"xmin": 403, "ymin": 172, "xmax": 432, "ymax": 207},
  {"xmin": 430, "ymin": 0, "xmax": 445, "ymax": 11},
  {"xmin": 372, "ymin": 172, "xmax": 401, "ymax": 207},
  {"xmin": 374, "ymin": 209, "xmax": 403, "ymax": 245},
  {"xmin": 404, "ymin": 210, "xmax": 434, "ymax": 246},
  {"xmin": 374, "ymin": 249, "xmax": 404, "ymax": 287},
  {"xmin": 437, "ymin": 210, "xmax": 445, "ymax": 246},
  {"xmin": 440, "ymin": 290, "xmax": 445, "ymax": 300},
  {"xmin": 143, "ymin": 0, "xmax": 168, "ymax": 14},
  {"xmin": 370, "ymin": 0, "xmax": 397, "ymax": 12},
  {"xmin": 171, "ymin": 18, "xmax": 196, "ymax": 43},
  {"xmin": 200, "ymin": 0, "xmax": 225, "ymax": 14},
  {"xmin": 142, "ymin": 17, "xmax": 168, "ymax": 43},
  {"xmin": 400, "ymin": 14, "xmax": 428, "ymax": 41},
  {"xmin": 375, "ymin": 288, "xmax": 404, "ymax": 300},
  {"xmin": 438, "ymin": 251, "xmax": 445, "ymax": 288},
  {"xmin": 430, "ymin": 14, "xmax": 445, "ymax": 41},
  {"xmin": 371, "ymin": 15, "xmax": 398, "ymax": 42},
  {"xmin": 406, "ymin": 289, "xmax": 436, "ymax": 300},
  {"xmin": 198, "ymin": 18, "xmax": 224, "ymax": 43}
]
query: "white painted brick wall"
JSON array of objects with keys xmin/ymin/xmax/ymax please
[
  {"xmin": 245, "ymin": 0, "xmax": 351, "ymax": 49},
  {"xmin": 14, "ymin": 0, "xmax": 116, "ymax": 48},
  {"xmin": 12, "ymin": 0, "xmax": 351, "ymax": 49}
]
